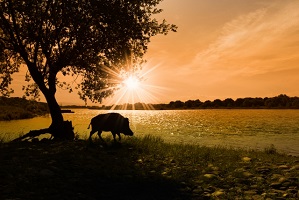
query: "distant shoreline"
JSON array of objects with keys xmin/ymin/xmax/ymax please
[
  {"xmin": 1, "ymin": 94, "xmax": 298, "ymax": 121},
  {"xmin": 63, "ymin": 94, "xmax": 299, "ymax": 110}
]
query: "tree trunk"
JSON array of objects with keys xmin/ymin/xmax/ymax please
[
  {"xmin": 44, "ymin": 91, "xmax": 74, "ymax": 140},
  {"xmin": 16, "ymin": 44, "xmax": 74, "ymax": 141}
]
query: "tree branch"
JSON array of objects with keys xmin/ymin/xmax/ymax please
[
  {"xmin": 0, "ymin": 9, "xmax": 19, "ymax": 51},
  {"xmin": 7, "ymin": 0, "xmax": 24, "ymax": 52}
]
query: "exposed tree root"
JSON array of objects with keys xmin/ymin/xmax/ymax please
[
  {"xmin": 12, "ymin": 128, "xmax": 50, "ymax": 142},
  {"xmin": 12, "ymin": 120, "xmax": 74, "ymax": 142}
]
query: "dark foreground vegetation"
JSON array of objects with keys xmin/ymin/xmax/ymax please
[
  {"xmin": 0, "ymin": 96, "xmax": 48, "ymax": 120},
  {"xmin": 0, "ymin": 136, "xmax": 298, "ymax": 199}
]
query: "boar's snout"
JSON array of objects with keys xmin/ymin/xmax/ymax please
[
  {"xmin": 123, "ymin": 118, "xmax": 134, "ymax": 136},
  {"xmin": 125, "ymin": 129, "xmax": 134, "ymax": 136}
]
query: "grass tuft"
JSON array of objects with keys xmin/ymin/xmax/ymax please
[{"xmin": 264, "ymin": 144, "xmax": 278, "ymax": 154}]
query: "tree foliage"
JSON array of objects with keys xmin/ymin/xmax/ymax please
[
  {"xmin": 0, "ymin": 0, "xmax": 176, "ymax": 102},
  {"xmin": 0, "ymin": 0, "xmax": 176, "ymax": 139}
]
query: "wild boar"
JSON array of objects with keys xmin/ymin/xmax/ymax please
[{"xmin": 88, "ymin": 113, "xmax": 134, "ymax": 142}]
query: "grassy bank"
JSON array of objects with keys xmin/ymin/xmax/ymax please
[
  {"xmin": 0, "ymin": 136, "xmax": 298, "ymax": 199},
  {"xmin": 0, "ymin": 97, "xmax": 49, "ymax": 120}
]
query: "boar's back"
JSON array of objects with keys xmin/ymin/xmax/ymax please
[{"xmin": 91, "ymin": 113, "xmax": 128, "ymax": 132}]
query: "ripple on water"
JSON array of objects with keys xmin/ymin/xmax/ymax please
[{"xmin": 1, "ymin": 109, "xmax": 299, "ymax": 155}]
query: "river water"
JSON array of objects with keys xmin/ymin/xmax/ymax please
[{"xmin": 1, "ymin": 109, "xmax": 299, "ymax": 155}]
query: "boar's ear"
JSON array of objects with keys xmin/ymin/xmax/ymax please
[{"xmin": 125, "ymin": 118, "xmax": 129, "ymax": 122}]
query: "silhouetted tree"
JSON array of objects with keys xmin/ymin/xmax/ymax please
[
  {"xmin": 193, "ymin": 99, "xmax": 202, "ymax": 107},
  {"xmin": 202, "ymin": 100, "xmax": 212, "ymax": 108},
  {"xmin": 184, "ymin": 100, "xmax": 193, "ymax": 108},
  {"xmin": 242, "ymin": 98, "xmax": 253, "ymax": 107},
  {"xmin": 0, "ymin": 0, "xmax": 176, "ymax": 140},
  {"xmin": 291, "ymin": 97, "xmax": 299, "ymax": 108},
  {"xmin": 212, "ymin": 99, "xmax": 222, "ymax": 108},
  {"xmin": 223, "ymin": 98, "xmax": 234, "ymax": 107},
  {"xmin": 276, "ymin": 94, "xmax": 290, "ymax": 107},
  {"xmin": 184, "ymin": 99, "xmax": 202, "ymax": 108},
  {"xmin": 253, "ymin": 97, "xmax": 264, "ymax": 107},
  {"xmin": 170, "ymin": 100, "xmax": 184, "ymax": 108},
  {"xmin": 234, "ymin": 98, "xmax": 244, "ymax": 107}
]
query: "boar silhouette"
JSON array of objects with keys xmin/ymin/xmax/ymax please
[{"xmin": 88, "ymin": 113, "xmax": 134, "ymax": 142}]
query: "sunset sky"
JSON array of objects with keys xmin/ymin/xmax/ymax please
[{"xmin": 12, "ymin": 0, "xmax": 299, "ymax": 105}]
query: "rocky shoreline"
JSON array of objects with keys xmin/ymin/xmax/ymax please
[
  {"xmin": 0, "ymin": 138, "xmax": 298, "ymax": 199},
  {"xmin": 187, "ymin": 158, "xmax": 299, "ymax": 199}
]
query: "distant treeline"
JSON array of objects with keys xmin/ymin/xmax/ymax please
[
  {"xmin": 6, "ymin": 94, "xmax": 298, "ymax": 120},
  {"xmin": 0, "ymin": 97, "xmax": 49, "ymax": 120},
  {"xmin": 81, "ymin": 94, "xmax": 299, "ymax": 110},
  {"xmin": 160, "ymin": 94, "xmax": 299, "ymax": 109}
]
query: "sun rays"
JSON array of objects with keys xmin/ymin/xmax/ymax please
[{"xmin": 100, "ymin": 62, "xmax": 166, "ymax": 110}]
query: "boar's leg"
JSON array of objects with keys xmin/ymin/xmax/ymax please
[
  {"xmin": 97, "ymin": 131, "xmax": 106, "ymax": 143},
  {"xmin": 111, "ymin": 132, "xmax": 121, "ymax": 142},
  {"xmin": 89, "ymin": 130, "xmax": 105, "ymax": 143},
  {"xmin": 89, "ymin": 129, "xmax": 97, "ymax": 142}
]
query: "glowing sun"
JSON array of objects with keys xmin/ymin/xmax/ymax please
[
  {"xmin": 100, "ymin": 62, "xmax": 165, "ymax": 110},
  {"xmin": 123, "ymin": 76, "xmax": 140, "ymax": 90}
]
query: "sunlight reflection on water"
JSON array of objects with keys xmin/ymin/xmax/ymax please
[{"xmin": 1, "ymin": 109, "xmax": 299, "ymax": 155}]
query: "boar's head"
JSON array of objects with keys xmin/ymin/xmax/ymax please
[{"xmin": 122, "ymin": 118, "xmax": 134, "ymax": 136}]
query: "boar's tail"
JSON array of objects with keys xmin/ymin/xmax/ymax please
[{"xmin": 87, "ymin": 123, "xmax": 91, "ymax": 129}]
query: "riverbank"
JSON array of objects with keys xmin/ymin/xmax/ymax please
[
  {"xmin": 0, "ymin": 97, "xmax": 48, "ymax": 120},
  {"xmin": 0, "ymin": 136, "xmax": 298, "ymax": 199}
]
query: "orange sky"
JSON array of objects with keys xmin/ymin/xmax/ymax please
[{"xmin": 11, "ymin": 0, "xmax": 299, "ymax": 105}]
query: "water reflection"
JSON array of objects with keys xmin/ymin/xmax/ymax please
[{"xmin": 1, "ymin": 109, "xmax": 299, "ymax": 155}]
